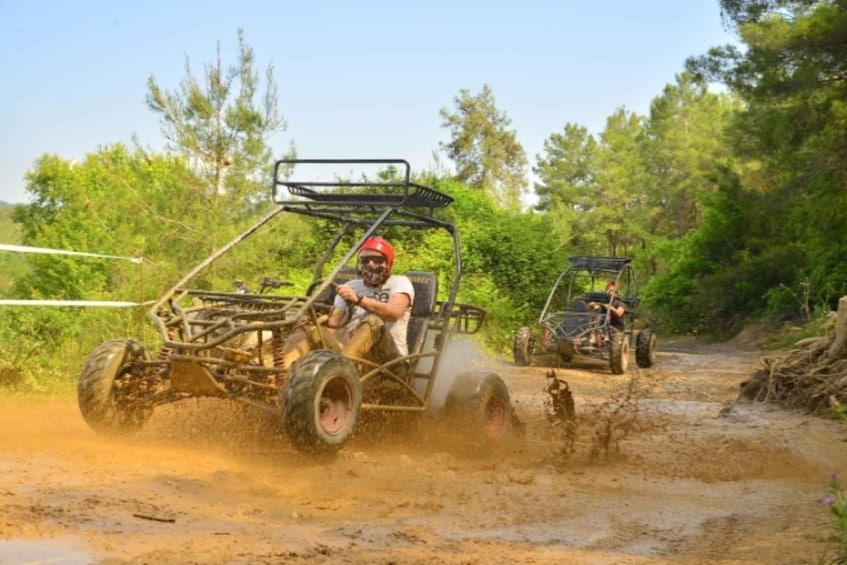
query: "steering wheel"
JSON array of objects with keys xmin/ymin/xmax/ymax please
[
  {"xmin": 324, "ymin": 300, "xmax": 355, "ymax": 329},
  {"xmin": 306, "ymin": 279, "xmax": 330, "ymax": 303},
  {"xmin": 305, "ymin": 280, "xmax": 355, "ymax": 329}
]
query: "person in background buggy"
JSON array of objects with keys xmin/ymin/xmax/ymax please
[{"xmin": 589, "ymin": 280, "xmax": 626, "ymax": 331}]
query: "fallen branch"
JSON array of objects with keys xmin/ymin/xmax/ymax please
[{"xmin": 133, "ymin": 513, "xmax": 176, "ymax": 523}]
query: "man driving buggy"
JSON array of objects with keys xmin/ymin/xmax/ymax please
[
  {"xmin": 331, "ymin": 236, "xmax": 415, "ymax": 364},
  {"xmin": 281, "ymin": 236, "xmax": 414, "ymax": 369},
  {"xmin": 589, "ymin": 280, "xmax": 626, "ymax": 330}
]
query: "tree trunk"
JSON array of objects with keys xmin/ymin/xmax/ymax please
[{"xmin": 827, "ymin": 296, "xmax": 847, "ymax": 361}]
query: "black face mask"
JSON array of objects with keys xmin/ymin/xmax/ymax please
[{"xmin": 359, "ymin": 256, "xmax": 389, "ymax": 287}]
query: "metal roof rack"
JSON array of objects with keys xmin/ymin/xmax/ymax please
[
  {"xmin": 273, "ymin": 159, "xmax": 453, "ymax": 212},
  {"xmin": 567, "ymin": 256, "xmax": 632, "ymax": 271}
]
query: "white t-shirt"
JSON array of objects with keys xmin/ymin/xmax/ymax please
[{"xmin": 333, "ymin": 274, "xmax": 415, "ymax": 356}]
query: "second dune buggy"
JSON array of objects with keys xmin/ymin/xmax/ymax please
[{"xmin": 513, "ymin": 256, "xmax": 657, "ymax": 374}]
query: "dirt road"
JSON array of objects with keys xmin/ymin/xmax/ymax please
[{"xmin": 1, "ymin": 338, "xmax": 846, "ymax": 564}]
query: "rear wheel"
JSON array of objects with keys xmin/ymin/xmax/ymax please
[
  {"xmin": 609, "ymin": 329, "xmax": 630, "ymax": 375},
  {"xmin": 445, "ymin": 370, "xmax": 513, "ymax": 441},
  {"xmin": 636, "ymin": 329, "xmax": 657, "ymax": 368},
  {"xmin": 281, "ymin": 350, "xmax": 362, "ymax": 455},
  {"xmin": 77, "ymin": 339, "xmax": 152, "ymax": 434},
  {"xmin": 513, "ymin": 327, "xmax": 533, "ymax": 366}
]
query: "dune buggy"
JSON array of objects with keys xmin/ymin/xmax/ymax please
[
  {"xmin": 512, "ymin": 256, "xmax": 657, "ymax": 374},
  {"xmin": 78, "ymin": 159, "xmax": 516, "ymax": 454}
]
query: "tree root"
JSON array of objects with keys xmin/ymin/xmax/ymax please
[{"xmin": 736, "ymin": 335, "xmax": 847, "ymax": 414}]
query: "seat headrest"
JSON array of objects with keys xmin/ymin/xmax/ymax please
[{"xmin": 405, "ymin": 271, "xmax": 438, "ymax": 316}]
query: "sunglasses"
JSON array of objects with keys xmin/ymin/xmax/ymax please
[{"xmin": 359, "ymin": 255, "xmax": 386, "ymax": 266}]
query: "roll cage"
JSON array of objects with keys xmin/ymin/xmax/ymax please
[{"xmin": 143, "ymin": 159, "xmax": 484, "ymax": 415}]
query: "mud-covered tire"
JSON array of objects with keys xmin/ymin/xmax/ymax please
[
  {"xmin": 513, "ymin": 327, "xmax": 533, "ymax": 366},
  {"xmin": 636, "ymin": 329, "xmax": 657, "ymax": 368},
  {"xmin": 444, "ymin": 370, "xmax": 513, "ymax": 440},
  {"xmin": 78, "ymin": 339, "xmax": 151, "ymax": 434},
  {"xmin": 609, "ymin": 329, "xmax": 630, "ymax": 375},
  {"xmin": 281, "ymin": 350, "xmax": 362, "ymax": 455}
]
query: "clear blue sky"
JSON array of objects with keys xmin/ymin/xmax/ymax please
[{"xmin": 0, "ymin": 0, "xmax": 735, "ymax": 204}]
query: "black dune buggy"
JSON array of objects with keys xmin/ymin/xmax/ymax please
[
  {"xmin": 512, "ymin": 256, "xmax": 657, "ymax": 374},
  {"xmin": 77, "ymin": 159, "xmax": 516, "ymax": 454}
]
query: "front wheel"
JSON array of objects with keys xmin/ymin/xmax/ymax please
[
  {"xmin": 77, "ymin": 339, "xmax": 152, "ymax": 434},
  {"xmin": 444, "ymin": 370, "xmax": 513, "ymax": 441},
  {"xmin": 281, "ymin": 350, "xmax": 362, "ymax": 455},
  {"xmin": 513, "ymin": 327, "xmax": 533, "ymax": 366},
  {"xmin": 609, "ymin": 329, "xmax": 630, "ymax": 375},
  {"xmin": 636, "ymin": 329, "xmax": 658, "ymax": 368}
]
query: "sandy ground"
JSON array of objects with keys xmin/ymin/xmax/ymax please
[{"xmin": 1, "ymin": 337, "xmax": 846, "ymax": 564}]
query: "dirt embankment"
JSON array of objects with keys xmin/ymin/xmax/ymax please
[{"xmin": 1, "ymin": 338, "xmax": 846, "ymax": 564}]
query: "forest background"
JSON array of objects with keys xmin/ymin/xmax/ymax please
[{"xmin": 1, "ymin": 0, "xmax": 845, "ymax": 392}]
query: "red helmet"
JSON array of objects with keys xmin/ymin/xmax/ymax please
[{"xmin": 360, "ymin": 236, "xmax": 395, "ymax": 272}]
